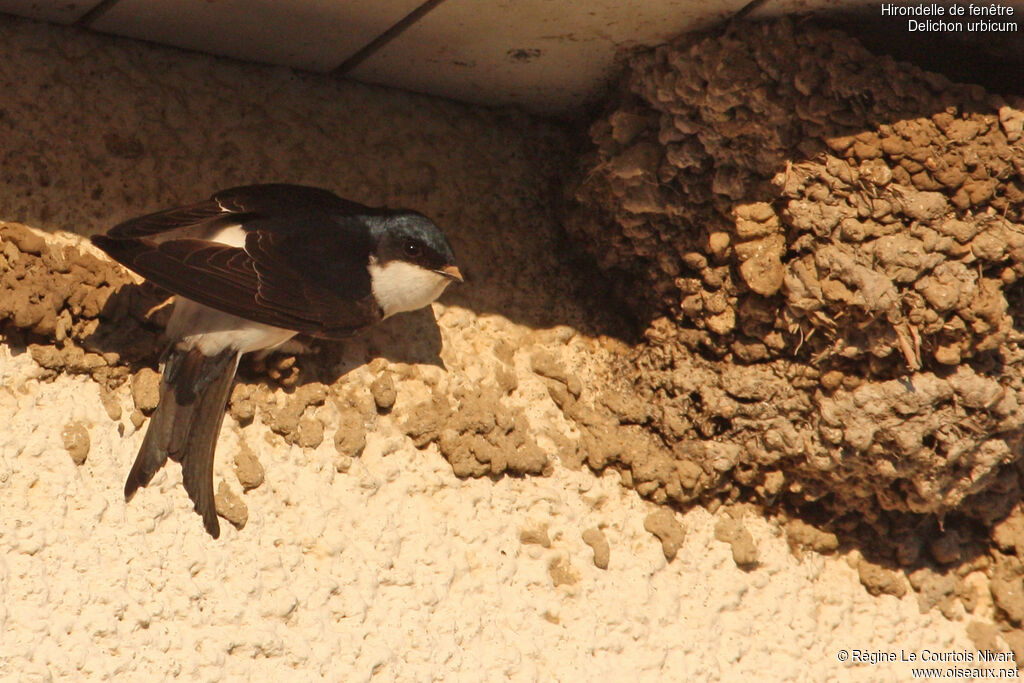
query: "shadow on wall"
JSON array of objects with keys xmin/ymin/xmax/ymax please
[
  {"xmin": 0, "ymin": 14, "xmax": 632, "ymax": 344},
  {"xmin": 8, "ymin": 7, "xmax": 1024, "ymax": 596},
  {"xmin": 817, "ymin": 7, "xmax": 1024, "ymax": 98}
]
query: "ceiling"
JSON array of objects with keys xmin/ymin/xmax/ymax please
[
  {"xmin": 0, "ymin": 0, "xmax": 878, "ymax": 115},
  {"xmin": 18, "ymin": 0, "xmax": 1023, "ymax": 116}
]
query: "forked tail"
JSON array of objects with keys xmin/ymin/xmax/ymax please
[{"xmin": 125, "ymin": 345, "xmax": 240, "ymax": 538}]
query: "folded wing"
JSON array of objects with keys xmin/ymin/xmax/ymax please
[{"xmin": 92, "ymin": 185, "xmax": 383, "ymax": 337}]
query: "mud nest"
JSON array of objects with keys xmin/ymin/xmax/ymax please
[{"xmin": 568, "ymin": 18, "xmax": 1024, "ymax": 521}]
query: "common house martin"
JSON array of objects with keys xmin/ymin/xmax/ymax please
[{"xmin": 92, "ymin": 183, "xmax": 462, "ymax": 537}]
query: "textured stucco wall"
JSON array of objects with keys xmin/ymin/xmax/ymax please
[{"xmin": 0, "ymin": 14, "xmax": 994, "ymax": 682}]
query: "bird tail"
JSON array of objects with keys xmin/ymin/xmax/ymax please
[{"xmin": 125, "ymin": 345, "xmax": 240, "ymax": 538}]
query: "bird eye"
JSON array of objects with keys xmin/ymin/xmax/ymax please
[{"xmin": 403, "ymin": 240, "xmax": 422, "ymax": 258}]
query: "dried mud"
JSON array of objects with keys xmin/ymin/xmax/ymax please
[
  {"xmin": 0, "ymin": 222, "xmax": 166, "ymax": 384},
  {"xmin": 566, "ymin": 18, "xmax": 1024, "ymax": 650},
  {"xmin": 570, "ymin": 18, "xmax": 1024, "ymax": 522}
]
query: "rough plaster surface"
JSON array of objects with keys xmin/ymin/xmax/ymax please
[
  {"xmin": 0, "ymin": 347, "xmax": 987, "ymax": 681},
  {"xmin": 0, "ymin": 14, "xmax": 1004, "ymax": 682}
]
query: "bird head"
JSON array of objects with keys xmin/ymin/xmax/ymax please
[{"xmin": 368, "ymin": 212, "xmax": 462, "ymax": 318}]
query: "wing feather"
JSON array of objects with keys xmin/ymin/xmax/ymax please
[
  {"xmin": 92, "ymin": 185, "xmax": 384, "ymax": 337},
  {"xmin": 106, "ymin": 201, "xmax": 233, "ymax": 239}
]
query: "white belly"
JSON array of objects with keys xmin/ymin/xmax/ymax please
[{"xmin": 166, "ymin": 297, "xmax": 297, "ymax": 355}]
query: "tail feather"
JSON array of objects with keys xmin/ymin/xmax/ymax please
[
  {"xmin": 125, "ymin": 345, "xmax": 240, "ymax": 538},
  {"xmin": 124, "ymin": 347, "xmax": 193, "ymax": 500}
]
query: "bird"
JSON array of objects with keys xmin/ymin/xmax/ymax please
[{"xmin": 91, "ymin": 183, "xmax": 462, "ymax": 538}]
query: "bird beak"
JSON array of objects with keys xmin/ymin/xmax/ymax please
[{"xmin": 437, "ymin": 264, "xmax": 464, "ymax": 283}]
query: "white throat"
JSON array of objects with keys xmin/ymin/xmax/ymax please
[{"xmin": 368, "ymin": 258, "xmax": 452, "ymax": 318}]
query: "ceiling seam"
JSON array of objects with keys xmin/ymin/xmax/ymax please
[
  {"xmin": 331, "ymin": 0, "xmax": 448, "ymax": 76},
  {"xmin": 73, "ymin": 0, "xmax": 125, "ymax": 27}
]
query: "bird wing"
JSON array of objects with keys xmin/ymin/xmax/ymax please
[
  {"xmin": 92, "ymin": 185, "xmax": 383, "ymax": 337},
  {"xmin": 105, "ymin": 184, "xmax": 373, "ymax": 239}
]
